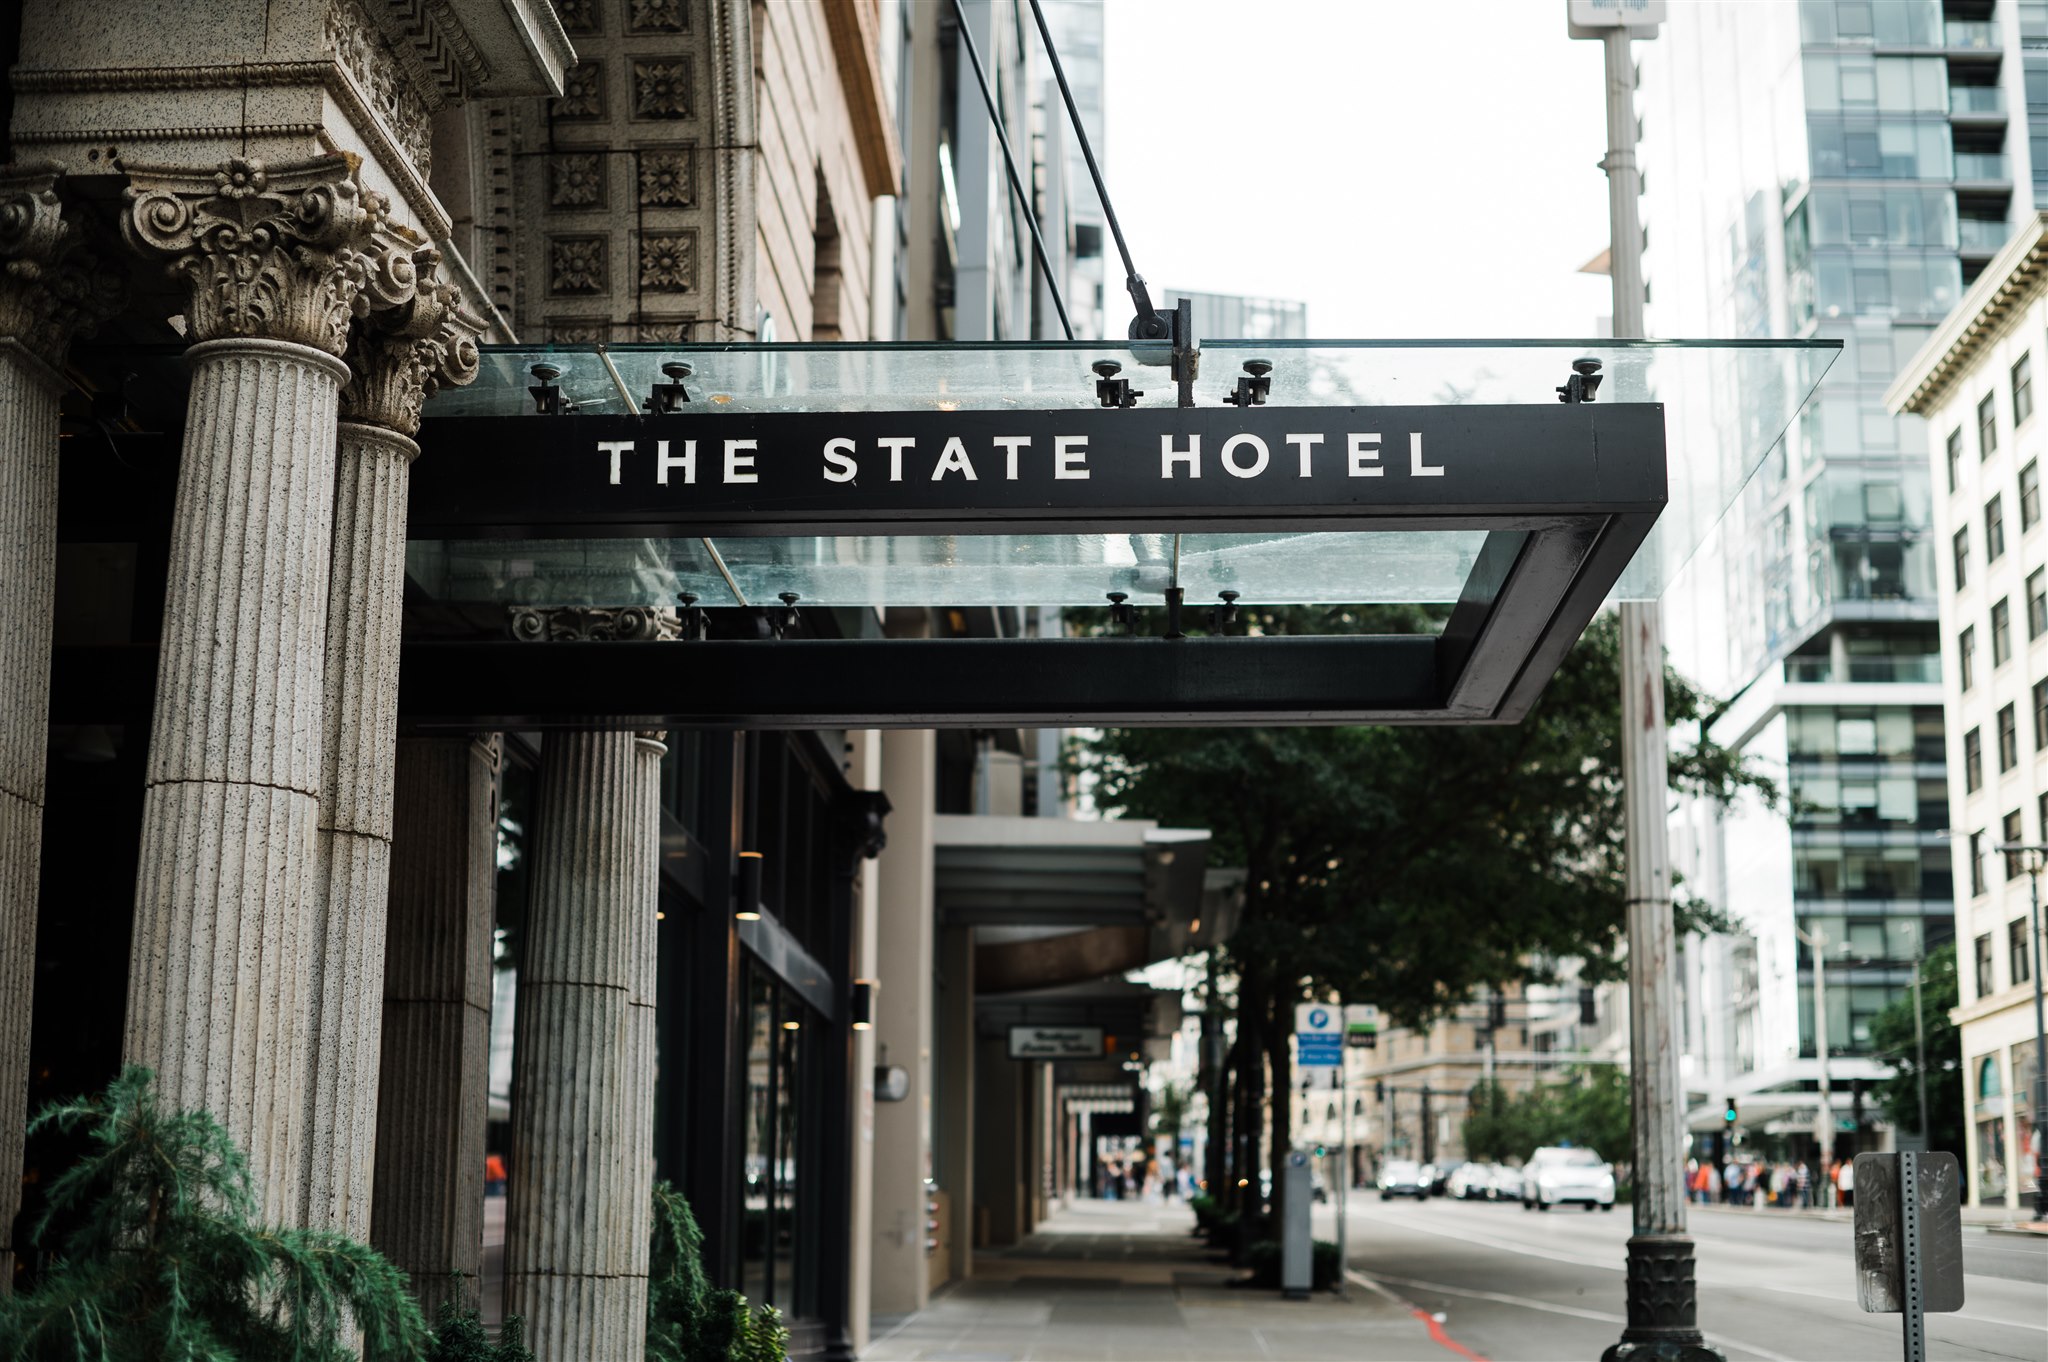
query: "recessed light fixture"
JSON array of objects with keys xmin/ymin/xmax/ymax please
[{"xmin": 735, "ymin": 910, "xmax": 762, "ymax": 922}]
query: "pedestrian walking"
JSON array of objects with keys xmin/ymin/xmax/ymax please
[
  {"xmin": 1795, "ymin": 1161, "xmax": 1812, "ymax": 1209},
  {"xmin": 1836, "ymin": 1157, "xmax": 1854, "ymax": 1209}
]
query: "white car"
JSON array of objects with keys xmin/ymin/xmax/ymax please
[
  {"xmin": 1489, "ymin": 1163, "xmax": 1523, "ymax": 1200},
  {"xmin": 1446, "ymin": 1163, "xmax": 1494, "ymax": 1200},
  {"xmin": 1520, "ymin": 1146, "xmax": 1616, "ymax": 1211},
  {"xmin": 1377, "ymin": 1159, "xmax": 1428, "ymax": 1200}
]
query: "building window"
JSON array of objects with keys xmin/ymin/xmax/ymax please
[
  {"xmin": 2001, "ymin": 704, "xmax": 2020, "ymax": 772},
  {"xmin": 1988, "ymin": 494, "xmax": 2007, "ymax": 561},
  {"xmin": 2032, "ymin": 570, "xmax": 2048, "ymax": 640},
  {"xmin": 1948, "ymin": 427, "xmax": 1964, "ymax": 492},
  {"xmin": 1961, "ymin": 626, "xmax": 1976, "ymax": 691},
  {"xmin": 2014, "ymin": 919, "xmax": 2035, "ymax": 985},
  {"xmin": 2038, "ymin": 678, "xmax": 2048, "ymax": 750},
  {"xmin": 2007, "ymin": 809, "xmax": 2027, "ymax": 876},
  {"xmin": 2025, "ymin": 460, "xmax": 2043, "ymax": 531},
  {"xmin": 1982, "ymin": 392, "xmax": 2000, "ymax": 458},
  {"xmin": 1976, "ymin": 932, "xmax": 1996, "ymax": 993},
  {"xmin": 1966, "ymin": 727, "xmax": 1984, "ymax": 791},
  {"xmin": 1994, "ymin": 598, "xmax": 2014, "ymax": 666},
  {"xmin": 1955, "ymin": 527, "xmax": 1971, "ymax": 589},
  {"xmin": 2016, "ymin": 354, "xmax": 2035, "ymax": 426},
  {"xmin": 1971, "ymin": 832, "xmax": 1988, "ymax": 896}
]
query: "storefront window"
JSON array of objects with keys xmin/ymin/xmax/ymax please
[
  {"xmin": 2016, "ymin": 1040, "xmax": 2041, "ymax": 1199},
  {"xmin": 738, "ymin": 964, "xmax": 821, "ymax": 1321},
  {"xmin": 742, "ymin": 971, "xmax": 775, "ymax": 1305}
]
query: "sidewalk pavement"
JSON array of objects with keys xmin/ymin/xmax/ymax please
[{"xmin": 862, "ymin": 1199, "xmax": 1466, "ymax": 1362}]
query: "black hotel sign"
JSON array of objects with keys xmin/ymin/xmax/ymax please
[{"xmin": 410, "ymin": 403, "xmax": 1666, "ymax": 538}]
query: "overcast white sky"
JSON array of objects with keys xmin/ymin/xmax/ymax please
[{"xmin": 1100, "ymin": 0, "xmax": 1618, "ymax": 338}]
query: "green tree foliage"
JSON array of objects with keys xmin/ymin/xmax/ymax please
[
  {"xmin": 1461, "ymin": 1068, "xmax": 1632, "ymax": 1166},
  {"xmin": 0, "ymin": 1066, "xmax": 427, "ymax": 1362},
  {"xmin": 1868, "ymin": 944, "xmax": 1965, "ymax": 1158},
  {"xmin": 646, "ymin": 1180, "xmax": 788, "ymax": 1362},
  {"xmin": 424, "ymin": 1294, "xmax": 532, "ymax": 1362}
]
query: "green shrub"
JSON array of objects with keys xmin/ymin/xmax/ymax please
[
  {"xmin": 1243, "ymin": 1239, "xmax": 1342, "ymax": 1292},
  {"xmin": 425, "ymin": 1293, "xmax": 533, "ymax": 1362},
  {"xmin": 647, "ymin": 1180, "xmax": 788, "ymax": 1362},
  {"xmin": 0, "ymin": 1066, "xmax": 428, "ymax": 1361}
]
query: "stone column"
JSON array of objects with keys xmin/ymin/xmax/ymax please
[
  {"xmin": 0, "ymin": 164, "xmax": 119, "ymax": 1284},
  {"xmin": 372, "ymin": 736, "xmax": 501, "ymax": 1308},
  {"xmin": 870, "ymin": 727, "xmax": 935, "ymax": 1318},
  {"xmin": 300, "ymin": 254, "xmax": 483, "ymax": 1236},
  {"xmin": 119, "ymin": 156, "xmax": 381, "ymax": 1216},
  {"xmin": 506, "ymin": 730, "xmax": 664, "ymax": 1358}
]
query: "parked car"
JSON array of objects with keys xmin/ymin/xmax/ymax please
[
  {"xmin": 1377, "ymin": 1159, "xmax": 1429, "ymax": 1200},
  {"xmin": 1446, "ymin": 1163, "xmax": 1494, "ymax": 1200},
  {"xmin": 1488, "ymin": 1163, "xmax": 1524, "ymax": 1201},
  {"xmin": 1520, "ymin": 1146, "xmax": 1616, "ymax": 1211},
  {"xmin": 1426, "ymin": 1160, "xmax": 1464, "ymax": 1197}
]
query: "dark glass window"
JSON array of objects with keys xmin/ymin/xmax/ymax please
[
  {"xmin": 741, "ymin": 970, "xmax": 774, "ymax": 1305},
  {"xmin": 1948, "ymin": 427, "xmax": 1963, "ymax": 492},
  {"xmin": 1976, "ymin": 931, "xmax": 1996, "ymax": 995},
  {"xmin": 2015, "ymin": 354, "xmax": 2034, "ymax": 426},
  {"xmin": 1960, "ymin": 625, "xmax": 1976, "ymax": 691},
  {"xmin": 2031, "ymin": 570, "xmax": 2048, "ymax": 640},
  {"xmin": 2013, "ymin": 919, "xmax": 2034, "ymax": 985},
  {"xmin": 2025, "ymin": 460, "xmax": 2043, "ymax": 531},
  {"xmin": 738, "ymin": 965, "xmax": 820, "ymax": 1322},
  {"xmin": 1954, "ymin": 526, "xmax": 1970, "ymax": 588},
  {"xmin": 1988, "ymin": 494, "xmax": 2007, "ymax": 561},
  {"xmin": 2007, "ymin": 810, "xmax": 2027, "ymax": 878},
  {"xmin": 1965, "ymin": 727, "xmax": 1984, "ymax": 792},
  {"xmin": 2037, "ymin": 678, "xmax": 2048, "ymax": 750},
  {"xmin": 1981, "ymin": 392, "xmax": 1999, "ymax": 458},
  {"xmin": 2001, "ymin": 704, "xmax": 2020, "ymax": 772},
  {"xmin": 1993, "ymin": 598, "xmax": 2013, "ymax": 666}
]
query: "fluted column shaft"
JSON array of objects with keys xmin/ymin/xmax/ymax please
[
  {"xmin": 0, "ymin": 351, "xmax": 61, "ymax": 1282},
  {"xmin": 372, "ymin": 735, "xmax": 500, "ymax": 1307},
  {"xmin": 506, "ymin": 732, "xmax": 664, "ymax": 1360},
  {"xmin": 299, "ymin": 420, "xmax": 419, "ymax": 1235},
  {"xmin": 125, "ymin": 337, "xmax": 348, "ymax": 1215}
]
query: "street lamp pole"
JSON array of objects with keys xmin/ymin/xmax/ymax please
[
  {"xmin": 1793, "ymin": 923, "xmax": 1834, "ymax": 1163},
  {"xmin": 1996, "ymin": 844, "xmax": 2048, "ymax": 1221},
  {"xmin": 1585, "ymin": 14, "xmax": 1717, "ymax": 1359}
]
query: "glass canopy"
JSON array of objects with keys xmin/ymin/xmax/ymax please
[{"xmin": 410, "ymin": 339, "xmax": 1838, "ymax": 609}]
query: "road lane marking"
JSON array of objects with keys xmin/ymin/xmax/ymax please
[
  {"xmin": 1353, "ymin": 1269, "xmax": 1795, "ymax": 1362},
  {"xmin": 1345, "ymin": 1268, "xmax": 1491, "ymax": 1360}
]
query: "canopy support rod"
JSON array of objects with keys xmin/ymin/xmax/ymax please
[
  {"xmin": 1025, "ymin": 0, "xmax": 1165, "ymax": 342},
  {"xmin": 949, "ymin": 0, "xmax": 1074, "ymax": 341}
]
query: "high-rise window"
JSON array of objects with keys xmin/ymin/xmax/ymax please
[
  {"xmin": 2007, "ymin": 809, "xmax": 2027, "ymax": 877},
  {"xmin": 1976, "ymin": 931, "xmax": 1995, "ymax": 994},
  {"xmin": 1994, "ymin": 598, "xmax": 2014, "ymax": 665},
  {"xmin": 1955, "ymin": 526, "xmax": 1971, "ymax": 588},
  {"xmin": 1948, "ymin": 428, "xmax": 1964, "ymax": 492},
  {"xmin": 1988, "ymin": 494, "xmax": 2007, "ymax": 561},
  {"xmin": 1961, "ymin": 626, "xmax": 1977, "ymax": 690},
  {"xmin": 1966, "ymin": 727, "xmax": 1984, "ymax": 791},
  {"xmin": 2013, "ymin": 919, "xmax": 2034, "ymax": 985},
  {"xmin": 2031, "ymin": 570, "xmax": 2047, "ymax": 640},
  {"xmin": 2037, "ymin": 678, "xmax": 2048, "ymax": 749},
  {"xmin": 1982, "ymin": 392, "xmax": 2000, "ymax": 458},
  {"xmin": 2025, "ymin": 460, "xmax": 2043, "ymax": 531},
  {"xmin": 2001, "ymin": 705, "xmax": 2020, "ymax": 771},
  {"xmin": 1971, "ymin": 835, "xmax": 1988, "ymax": 898},
  {"xmin": 2016, "ymin": 355, "xmax": 2035, "ymax": 426}
]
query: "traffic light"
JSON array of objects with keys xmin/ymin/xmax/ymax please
[{"xmin": 1723, "ymin": 1097, "xmax": 1738, "ymax": 1126}]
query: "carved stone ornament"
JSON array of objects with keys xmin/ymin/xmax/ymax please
[
  {"xmin": 123, "ymin": 156, "xmax": 384, "ymax": 357},
  {"xmin": 0, "ymin": 164, "xmax": 125, "ymax": 372},
  {"xmin": 507, "ymin": 606, "xmax": 681, "ymax": 642},
  {"xmin": 340, "ymin": 247, "xmax": 486, "ymax": 436}
]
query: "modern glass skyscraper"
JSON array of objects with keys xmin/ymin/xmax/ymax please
[{"xmin": 1636, "ymin": 0, "xmax": 2017, "ymax": 1153}]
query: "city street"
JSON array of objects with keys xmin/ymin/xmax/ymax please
[{"xmin": 1331, "ymin": 1198, "xmax": 2048, "ymax": 1362}]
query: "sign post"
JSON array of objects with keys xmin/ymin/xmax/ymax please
[
  {"xmin": 1853, "ymin": 1150, "xmax": 1965, "ymax": 1362},
  {"xmin": 1293, "ymin": 1003, "xmax": 1343, "ymax": 1299}
]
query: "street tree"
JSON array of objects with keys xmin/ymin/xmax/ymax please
[
  {"xmin": 1072, "ymin": 607, "xmax": 1768, "ymax": 1218},
  {"xmin": 1867, "ymin": 943, "xmax": 1965, "ymax": 1161}
]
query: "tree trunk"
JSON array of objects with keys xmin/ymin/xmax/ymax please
[{"xmin": 1207, "ymin": 1034, "xmax": 1237, "ymax": 1200}]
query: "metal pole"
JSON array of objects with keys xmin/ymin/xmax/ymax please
[
  {"xmin": 1602, "ymin": 21, "xmax": 1715, "ymax": 1362},
  {"xmin": 1899, "ymin": 1149, "xmax": 1926, "ymax": 1362},
  {"xmin": 1337, "ymin": 1042, "xmax": 1350, "ymax": 1299},
  {"xmin": 1910, "ymin": 927, "xmax": 1929, "ymax": 1151},
  {"xmin": 1812, "ymin": 925, "xmax": 1835, "ymax": 1168},
  {"xmin": 2030, "ymin": 859, "xmax": 2047, "ymax": 1220}
]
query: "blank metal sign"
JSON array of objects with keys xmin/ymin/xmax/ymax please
[{"xmin": 1853, "ymin": 1151, "xmax": 1965, "ymax": 1314}]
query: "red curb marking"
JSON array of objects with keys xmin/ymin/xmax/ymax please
[{"xmin": 1411, "ymin": 1305, "xmax": 1490, "ymax": 1361}]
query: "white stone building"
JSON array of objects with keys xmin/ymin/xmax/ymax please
[{"xmin": 1890, "ymin": 217, "xmax": 2048, "ymax": 1210}]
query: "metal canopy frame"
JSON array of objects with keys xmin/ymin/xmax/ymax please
[{"xmin": 391, "ymin": 400, "xmax": 1664, "ymax": 729}]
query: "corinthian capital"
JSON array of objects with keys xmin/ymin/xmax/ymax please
[
  {"xmin": 340, "ymin": 247, "xmax": 486, "ymax": 436},
  {"xmin": 122, "ymin": 155, "xmax": 383, "ymax": 357},
  {"xmin": 0, "ymin": 163, "xmax": 124, "ymax": 374}
]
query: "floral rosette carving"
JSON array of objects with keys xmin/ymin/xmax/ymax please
[
  {"xmin": 0, "ymin": 163, "xmax": 124, "ymax": 370},
  {"xmin": 122, "ymin": 155, "xmax": 380, "ymax": 356},
  {"xmin": 340, "ymin": 245, "xmax": 486, "ymax": 436}
]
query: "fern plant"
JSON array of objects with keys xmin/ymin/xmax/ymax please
[
  {"xmin": 0, "ymin": 1066, "xmax": 428, "ymax": 1362},
  {"xmin": 424, "ymin": 1292, "xmax": 533, "ymax": 1362},
  {"xmin": 646, "ymin": 1180, "xmax": 788, "ymax": 1362}
]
